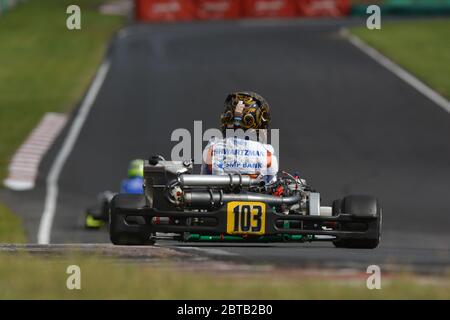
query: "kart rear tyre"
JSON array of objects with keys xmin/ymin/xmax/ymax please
[
  {"xmin": 109, "ymin": 194, "xmax": 155, "ymax": 246},
  {"xmin": 333, "ymin": 195, "xmax": 381, "ymax": 249},
  {"xmin": 110, "ymin": 234, "xmax": 155, "ymax": 246}
]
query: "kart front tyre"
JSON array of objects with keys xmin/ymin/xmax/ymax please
[{"xmin": 85, "ymin": 212, "xmax": 103, "ymax": 229}]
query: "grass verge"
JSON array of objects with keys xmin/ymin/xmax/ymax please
[
  {"xmin": 0, "ymin": 254, "xmax": 449, "ymax": 299},
  {"xmin": 0, "ymin": 204, "xmax": 25, "ymax": 243},
  {"xmin": 351, "ymin": 19, "xmax": 450, "ymax": 98},
  {"xmin": 0, "ymin": 0, "xmax": 124, "ymax": 240}
]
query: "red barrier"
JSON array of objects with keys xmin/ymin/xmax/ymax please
[
  {"xmin": 135, "ymin": 0, "xmax": 352, "ymax": 22},
  {"xmin": 194, "ymin": 0, "xmax": 241, "ymax": 19},
  {"xmin": 135, "ymin": 0, "xmax": 194, "ymax": 21},
  {"xmin": 296, "ymin": 0, "xmax": 350, "ymax": 17},
  {"xmin": 243, "ymin": 0, "xmax": 297, "ymax": 17}
]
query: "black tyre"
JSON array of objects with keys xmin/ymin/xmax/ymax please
[
  {"xmin": 109, "ymin": 194, "xmax": 155, "ymax": 246},
  {"xmin": 333, "ymin": 195, "xmax": 381, "ymax": 249},
  {"xmin": 110, "ymin": 233, "xmax": 154, "ymax": 246},
  {"xmin": 332, "ymin": 199, "xmax": 342, "ymax": 216}
]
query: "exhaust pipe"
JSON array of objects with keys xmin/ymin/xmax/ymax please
[
  {"xmin": 178, "ymin": 174, "xmax": 259, "ymax": 188},
  {"xmin": 183, "ymin": 191, "xmax": 300, "ymax": 209}
]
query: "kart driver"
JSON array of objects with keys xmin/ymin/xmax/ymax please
[
  {"xmin": 201, "ymin": 92, "xmax": 278, "ymax": 184},
  {"xmin": 85, "ymin": 159, "xmax": 144, "ymax": 228},
  {"xmin": 121, "ymin": 159, "xmax": 144, "ymax": 194}
]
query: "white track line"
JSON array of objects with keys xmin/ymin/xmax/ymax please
[
  {"xmin": 37, "ymin": 60, "xmax": 111, "ymax": 245},
  {"xmin": 341, "ymin": 28, "xmax": 450, "ymax": 114}
]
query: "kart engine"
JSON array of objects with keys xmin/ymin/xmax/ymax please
[{"xmin": 144, "ymin": 157, "xmax": 324, "ymax": 216}]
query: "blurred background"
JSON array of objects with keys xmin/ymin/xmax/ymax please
[{"xmin": 0, "ymin": 0, "xmax": 449, "ymax": 298}]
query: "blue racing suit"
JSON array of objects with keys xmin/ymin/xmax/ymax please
[{"xmin": 120, "ymin": 177, "xmax": 144, "ymax": 194}]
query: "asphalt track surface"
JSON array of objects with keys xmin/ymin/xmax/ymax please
[{"xmin": 2, "ymin": 18, "xmax": 449, "ymax": 271}]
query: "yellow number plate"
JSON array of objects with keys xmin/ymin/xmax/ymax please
[{"xmin": 226, "ymin": 202, "xmax": 266, "ymax": 235}]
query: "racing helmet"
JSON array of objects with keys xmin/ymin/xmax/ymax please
[
  {"xmin": 127, "ymin": 159, "xmax": 144, "ymax": 179},
  {"xmin": 220, "ymin": 91, "xmax": 271, "ymax": 133}
]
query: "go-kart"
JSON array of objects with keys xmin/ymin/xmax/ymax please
[
  {"xmin": 85, "ymin": 175, "xmax": 143, "ymax": 229},
  {"xmin": 85, "ymin": 191, "xmax": 115, "ymax": 229},
  {"xmin": 109, "ymin": 156, "xmax": 382, "ymax": 249}
]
